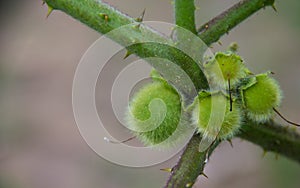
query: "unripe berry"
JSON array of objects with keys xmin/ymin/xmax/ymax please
[
  {"xmin": 240, "ymin": 72, "xmax": 282, "ymax": 123},
  {"xmin": 191, "ymin": 91, "xmax": 242, "ymax": 141},
  {"xmin": 203, "ymin": 51, "xmax": 251, "ymax": 89},
  {"xmin": 125, "ymin": 78, "xmax": 183, "ymax": 146}
]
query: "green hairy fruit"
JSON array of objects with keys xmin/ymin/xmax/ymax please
[
  {"xmin": 125, "ymin": 78, "xmax": 183, "ymax": 146},
  {"xmin": 203, "ymin": 51, "xmax": 251, "ymax": 89},
  {"xmin": 191, "ymin": 91, "xmax": 242, "ymax": 141},
  {"xmin": 240, "ymin": 72, "xmax": 282, "ymax": 123},
  {"xmin": 124, "ymin": 51, "xmax": 292, "ymax": 149}
]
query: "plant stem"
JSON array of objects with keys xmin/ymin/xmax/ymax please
[
  {"xmin": 165, "ymin": 1, "xmax": 211, "ymax": 187},
  {"xmin": 238, "ymin": 122, "xmax": 300, "ymax": 162},
  {"xmin": 174, "ymin": 0, "xmax": 197, "ymax": 34},
  {"xmin": 166, "ymin": 121, "xmax": 300, "ymax": 188},
  {"xmin": 164, "ymin": 135, "xmax": 219, "ymax": 188},
  {"xmin": 173, "ymin": 0, "xmax": 199, "ymax": 64},
  {"xmin": 165, "ymin": 0, "xmax": 278, "ymax": 186},
  {"xmin": 198, "ymin": 0, "xmax": 275, "ymax": 45},
  {"xmin": 44, "ymin": 0, "xmax": 208, "ymax": 91},
  {"xmin": 42, "ymin": 0, "xmax": 300, "ymax": 187}
]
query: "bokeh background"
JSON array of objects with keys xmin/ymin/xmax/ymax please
[{"xmin": 1, "ymin": 0, "xmax": 300, "ymax": 188}]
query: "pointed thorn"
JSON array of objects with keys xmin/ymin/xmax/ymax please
[
  {"xmin": 42, "ymin": 1, "xmax": 46, "ymax": 5},
  {"xmin": 200, "ymin": 172, "xmax": 209, "ymax": 179},
  {"xmin": 227, "ymin": 139, "xmax": 233, "ymax": 148},
  {"xmin": 170, "ymin": 27, "xmax": 176, "ymax": 40},
  {"xmin": 262, "ymin": 150, "xmax": 267, "ymax": 158},
  {"xmin": 124, "ymin": 50, "xmax": 132, "ymax": 59},
  {"xmin": 135, "ymin": 8, "xmax": 146, "ymax": 22},
  {"xmin": 217, "ymin": 41, "xmax": 222, "ymax": 46},
  {"xmin": 272, "ymin": 4, "xmax": 278, "ymax": 12},
  {"xmin": 160, "ymin": 168, "xmax": 172, "ymax": 173},
  {"xmin": 46, "ymin": 5, "xmax": 54, "ymax": 19}
]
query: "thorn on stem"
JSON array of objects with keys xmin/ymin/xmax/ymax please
[
  {"xmin": 200, "ymin": 172, "xmax": 209, "ymax": 179},
  {"xmin": 262, "ymin": 150, "xmax": 267, "ymax": 158},
  {"xmin": 227, "ymin": 139, "xmax": 233, "ymax": 148},
  {"xmin": 272, "ymin": 4, "xmax": 278, "ymax": 12},
  {"xmin": 133, "ymin": 8, "xmax": 146, "ymax": 29},
  {"xmin": 135, "ymin": 8, "xmax": 146, "ymax": 22},
  {"xmin": 46, "ymin": 5, "xmax": 54, "ymax": 19},
  {"xmin": 160, "ymin": 168, "xmax": 173, "ymax": 173},
  {"xmin": 124, "ymin": 50, "xmax": 133, "ymax": 59}
]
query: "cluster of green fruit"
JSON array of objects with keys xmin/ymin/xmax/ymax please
[{"xmin": 125, "ymin": 50, "xmax": 284, "ymax": 148}]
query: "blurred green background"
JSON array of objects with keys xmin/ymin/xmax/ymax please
[{"xmin": 0, "ymin": 0, "xmax": 300, "ymax": 188}]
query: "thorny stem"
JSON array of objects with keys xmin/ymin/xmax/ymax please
[
  {"xmin": 165, "ymin": 135, "xmax": 220, "ymax": 188},
  {"xmin": 44, "ymin": 0, "xmax": 208, "ymax": 91},
  {"xmin": 166, "ymin": 0, "xmax": 278, "ymax": 187},
  {"xmin": 238, "ymin": 121, "xmax": 300, "ymax": 163},
  {"xmin": 43, "ymin": 0, "xmax": 300, "ymax": 188},
  {"xmin": 198, "ymin": 0, "xmax": 275, "ymax": 45}
]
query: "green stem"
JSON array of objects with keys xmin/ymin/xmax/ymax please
[
  {"xmin": 165, "ymin": 0, "xmax": 281, "ymax": 186},
  {"xmin": 238, "ymin": 122, "xmax": 300, "ymax": 162},
  {"xmin": 165, "ymin": 122, "xmax": 300, "ymax": 188},
  {"xmin": 164, "ymin": 135, "xmax": 219, "ymax": 188},
  {"xmin": 42, "ymin": 0, "xmax": 300, "ymax": 187},
  {"xmin": 174, "ymin": 0, "xmax": 197, "ymax": 33},
  {"xmin": 44, "ymin": 0, "xmax": 208, "ymax": 91},
  {"xmin": 173, "ymin": 0, "xmax": 199, "ymax": 62},
  {"xmin": 198, "ymin": 0, "xmax": 275, "ymax": 45}
]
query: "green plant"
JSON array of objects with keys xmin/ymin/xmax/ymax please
[
  {"xmin": 191, "ymin": 90, "xmax": 242, "ymax": 141},
  {"xmin": 240, "ymin": 71, "xmax": 282, "ymax": 123},
  {"xmin": 43, "ymin": 0, "xmax": 300, "ymax": 187},
  {"xmin": 203, "ymin": 51, "xmax": 250, "ymax": 90},
  {"xmin": 125, "ymin": 77, "xmax": 182, "ymax": 146}
]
